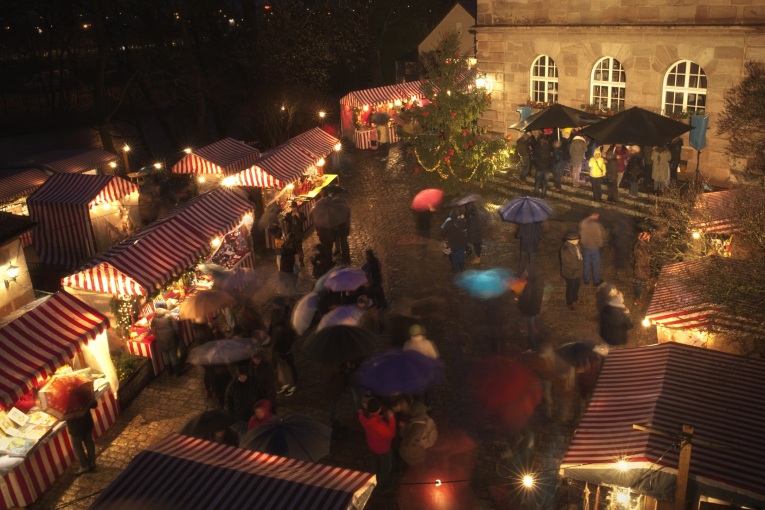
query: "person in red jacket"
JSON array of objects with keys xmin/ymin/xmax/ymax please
[{"xmin": 358, "ymin": 397, "xmax": 397, "ymax": 489}]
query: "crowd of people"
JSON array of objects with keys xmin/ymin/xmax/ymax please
[{"xmin": 514, "ymin": 129, "xmax": 684, "ymax": 200}]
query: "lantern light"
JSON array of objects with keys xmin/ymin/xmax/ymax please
[
  {"xmin": 394, "ymin": 99, "xmax": 402, "ymax": 106},
  {"xmin": 317, "ymin": 158, "xmax": 325, "ymax": 167},
  {"xmin": 318, "ymin": 111, "xmax": 326, "ymax": 119},
  {"xmin": 692, "ymin": 231, "xmax": 701, "ymax": 239},
  {"xmin": 333, "ymin": 143, "xmax": 342, "ymax": 152},
  {"xmin": 211, "ymin": 237, "xmax": 221, "ymax": 247},
  {"xmin": 6, "ymin": 264, "xmax": 19, "ymax": 280},
  {"xmin": 280, "ymin": 105, "xmax": 285, "ymax": 111},
  {"xmin": 123, "ymin": 145, "xmax": 130, "ymax": 152},
  {"xmin": 198, "ymin": 176, "xmax": 206, "ymax": 183},
  {"xmin": 476, "ymin": 75, "xmax": 486, "ymax": 89},
  {"xmin": 446, "ymin": 90, "xmax": 452, "ymax": 96},
  {"xmin": 522, "ymin": 475, "xmax": 534, "ymax": 488},
  {"xmin": 363, "ymin": 105, "xmax": 369, "ymax": 112},
  {"xmin": 102, "ymin": 202, "xmax": 111, "ymax": 211},
  {"xmin": 434, "ymin": 479, "xmax": 442, "ymax": 487},
  {"xmin": 388, "ymin": 102, "xmax": 393, "ymax": 109},
  {"xmin": 411, "ymin": 96, "xmax": 417, "ymax": 102},
  {"xmin": 642, "ymin": 318, "xmax": 651, "ymax": 327},
  {"xmin": 109, "ymin": 161, "xmax": 117, "ymax": 168},
  {"xmin": 184, "ymin": 147, "xmax": 192, "ymax": 154},
  {"xmin": 222, "ymin": 176, "xmax": 236, "ymax": 187},
  {"xmin": 154, "ymin": 162, "xmax": 162, "ymax": 169},
  {"xmin": 286, "ymin": 183, "xmax": 295, "ymax": 190},
  {"xmin": 617, "ymin": 459, "xmax": 629, "ymax": 471}
]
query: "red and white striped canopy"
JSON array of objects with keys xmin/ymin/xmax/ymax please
[
  {"xmin": 62, "ymin": 188, "xmax": 252, "ymax": 296},
  {"xmin": 235, "ymin": 145, "xmax": 315, "ymax": 189},
  {"xmin": 645, "ymin": 257, "xmax": 763, "ymax": 334},
  {"xmin": 340, "ymin": 82, "xmax": 424, "ymax": 108},
  {"xmin": 172, "ymin": 138, "xmax": 261, "ymax": 175},
  {"xmin": 280, "ymin": 128, "xmax": 340, "ymax": 159},
  {"xmin": 27, "ymin": 173, "xmax": 138, "ymax": 267},
  {"xmin": 0, "ymin": 168, "xmax": 50, "ymax": 205},
  {"xmin": 90, "ymin": 433, "xmax": 376, "ymax": 510},
  {"xmin": 560, "ymin": 342, "xmax": 765, "ymax": 504},
  {"xmin": 21, "ymin": 148, "xmax": 119, "ymax": 174},
  {"xmin": 689, "ymin": 189, "xmax": 761, "ymax": 235},
  {"xmin": 0, "ymin": 292, "xmax": 109, "ymax": 408}
]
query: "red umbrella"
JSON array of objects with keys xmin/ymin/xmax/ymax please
[
  {"xmin": 411, "ymin": 189, "xmax": 444, "ymax": 212},
  {"xmin": 39, "ymin": 372, "xmax": 95, "ymax": 420},
  {"xmin": 471, "ymin": 357, "xmax": 542, "ymax": 431}
]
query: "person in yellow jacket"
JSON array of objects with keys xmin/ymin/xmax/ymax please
[{"xmin": 588, "ymin": 148, "xmax": 607, "ymax": 202}]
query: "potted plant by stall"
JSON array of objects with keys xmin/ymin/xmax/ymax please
[{"xmin": 112, "ymin": 351, "xmax": 154, "ymax": 409}]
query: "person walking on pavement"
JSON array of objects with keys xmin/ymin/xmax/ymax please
[
  {"xmin": 516, "ymin": 131, "xmax": 533, "ymax": 183},
  {"xmin": 151, "ymin": 303, "xmax": 183, "ymax": 376},
  {"xmin": 533, "ymin": 136, "xmax": 553, "ymax": 197},
  {"xmin": 465, "ymin": 203, "xmax": 483, "ymax": 264},
  {"xmin": 441, "ymin": 209, "xmax": 468, "ymax": 272},
  {"xmin": 359, "ymin": 398, "xmax": 397, "ymax": 489},
  {"xmin": 515, "ymin": 221, "xmax": 544, "ymax": 277},
  {"xmin": 633, "ymin": 231, "xmax": 652, "ymax": 305},
  {"xmin": 588, "ymin": 148, "xmax": 606, "ymax": 202},
  {"xmin": 518, "ymin": 274, "xmax": 546, "ymax": 352},
  {"xmin": 579, "ymin": 211, "xmax": 605, "ymax": 286},
  {"xmin": 559, "ymin": 232, "xmax": 583, "ymax": 309},
  {"xmin": 569, "ymin": 132, "xmax": 587, "ymax": 187},
  {"xmin": 67, "ymin": 400, "xmax": 98, "ymax": 475},
  {"xmin": 599, "ymin": 286, "xmax": 633, "ymax": 346}
]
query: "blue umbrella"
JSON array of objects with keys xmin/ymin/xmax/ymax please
[
  {"xmin": 498, "ymin": 197, "xmax": 553, "ymax": 224},
  {"xmin": 355, "ymin": 350, "xmax": 444, "ymax": 396},
  {"xmin": 453, "ymin": 268, "xmax": 515, "ymax": 299},
  {"xmin": 239, "ymin": 413, "xmax": 332, "ymax": 462}
]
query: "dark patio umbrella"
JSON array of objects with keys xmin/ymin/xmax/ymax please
[
  {"xmin": 498, "ymin": 196, "xmax": 553, "ymax": 224},
  {"xmin": 239, "ymin": 413, "xmax": 332, "ymax": 462},
  {"xmin": 580, "ymin": 106, "xmax": 692, "ymax": 146},
  {"xmin": 309, "ymin": 195, "xmax": 350, "ymax": 229},
  {"xmin": 355, "ymin": 349, "xmax": 444, "ymax": 396},
  {"xmin": 447, "ymin": 193, "xmax": 481, "ymax": 208},
  {"xmin": 303, "ymin": 325, "xmax": 377, "ymax": 363},
  {"xmin": 508, "ymin": 103, "xmax": 603, "ymax": 131},
  {"xmin": 179, "ymin": 410, "xmax": 235, "ymax": 442}
]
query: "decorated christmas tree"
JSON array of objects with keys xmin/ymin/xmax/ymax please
[{"xmin": 399, "ymin": 31, "xmax": 509, "ymax": 189}]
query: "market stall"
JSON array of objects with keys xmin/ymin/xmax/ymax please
[
  {"xmin": 90, "ymin": 433, "xmax": 376, "ymax": 509},
  {"xmin": 339, "ymin": 82, "xmax": 424, "ymax": 146},
  {"xmin": 171, "ymin": 137, "xmax": 261, "ymax": 192},
  {"xmin": 26, "ymin": 173, "xmax": 139, "ymax": 268},
  {"xmin": 62, "ymin": 188, "xmax": 255, "ymax": 374},
  {"xmin": 644, "ymin": 257, "xmax": 764, "ymax": 351},
  {"xmin": 0, "ymin": 168, "xmax": 49, "ymax": 248},
  {"xmin": 0, "ymin": 292, "xmax": 120, "ymax": 510},
  {"xmin": 280, "ymin": 127, "xmax": 341, "ymax": 161},
  {"xmin": 12, "ymin": 148, "xmax": 119, "ymax": 175},
  {"xmin": 559, "ymin": 342, "xmax": 765, "ymax": 509}
]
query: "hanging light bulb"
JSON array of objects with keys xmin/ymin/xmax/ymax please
[
  {"xmin": 316, "ymin": 158, "xmax": 325, "ymax": 167},
  {"xmin": 333, "ymin": 143, "xmax": 342, "ymax": 152},
  {"xmin": 198, "ymin": 176, "xmax": 206, "ymax": 183},
  {"xmin": 522, "ymin": 475, "xmax": 534, "ymax": 488},
  {"xmin": 184, "ymin": 147, "xmax": 193, "ymax": 154},
  {"xmin": 211, "ymin": 237, "xmax": 221, "ymax": 247}
]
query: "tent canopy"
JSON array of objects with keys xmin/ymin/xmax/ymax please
[
  {"xmin": 689, "ymin": 189, "xmax": 764, "ymax": 235},
  {"xmin": 13, "ymin": 148, "xmax": 118, "ymax": 174},
  {"xmin": 280, "ymin": 128, "xmax": 341, "ymax": 159},
  {"xmin": 560, "ymin": 342, "xmax": 765, "ymax": 507},
  {"xmin": 0, "ymin": 168, "xmax": 50, "ymax": 205},
  {"xmin": 89, "ymin": 433, "xmax": 375, "ymax": 510},
  {"xmin": 62, "ymin": 188, "xmax": 253, "ymax": 296},
  {"xmin": 645, "ymin": 257, "xmax": 764, "ymax": 335},
  {"xmin": 235, "ymin": 144, "xmax": 316, "ymax": 189},
  {"xmin": 27, "ymin": 173, "xmax": 138, "ymax": 267},
  {"xmin": 340, "ymin": 82, "xmax": 424, "ymax": 108},
  {"xmin": 0, "ymin": 292, "xmax": 109, "ymax": 408},
  {"xmin": 172, "ymin": 138, "xmax": 261, "ymax": 175}
]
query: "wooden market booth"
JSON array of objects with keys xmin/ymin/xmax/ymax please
[
  {"xmin": 0, "ymin": 292, "xmax": 120, "ymax": 510},
  {"xmin": 339, "ymin": 82, "xmax": 424, "ymax": 148},
  {"xmin": 61, "ymin": 187, "xmax": 255, "ymax": 375},
  {"xmin": 26, "ymin": 173, "xmax": 139, "ymax": 268},
  {"xmin": 559, "ymin": 342, "xmax": 765, "ymax": 510},
  {"xmin": 89, "ymin": 433, "xmax": 376, "ymax": 510}
]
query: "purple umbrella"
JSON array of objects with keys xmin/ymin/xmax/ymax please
[
  {"xmin": 316, "ymin": 305, "xmax": 364, "ymax": 331},
  {"xmin": 323, "ymin": 268, "xmax": 368, "ymax": 292},
  {"xmin": 355, "ymin": 349, "xmax": 444, "ymax": 396}
]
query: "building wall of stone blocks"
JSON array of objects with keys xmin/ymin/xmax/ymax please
[{"xmin": 474, "ymin": 22, "xmax": 764, "ymax": 183}]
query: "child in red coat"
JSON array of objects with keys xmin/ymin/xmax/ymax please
[{"xmin": 358, "ymin": 398, "xmax": 396, "ymax": 488}]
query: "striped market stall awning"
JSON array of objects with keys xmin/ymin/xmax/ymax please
[
  {"xmin": 0, "ymin": 168, "xmax": 50, "ymax": 205},
  {"xmin": 280, "ymin": 128, "xmax": 340, "ymax": 159},
  {"xmin": 26, "ymin": 173, "xmax": 138, "ymax": 267},
  {"xmin": 235, "ymin": 144, "xmax": 316, "ymax": 189},
  {"xmin": 339, "ymin": 82, "xmax": 424, "ymax": 108},
  {"xmin": 560, "ymin": 342, "xmax": 765, "ymax": 507},
  {"xmin": 0, "ymin": 292, "xmax": 109, "ymax": 408},
  {"xmin": 645, "ymin": 257, "xmax": 764, "ymax": 335},
  {"xmin": 89, "ymin": 433, "xmax": 376, "ymax": 510},
  {"xmin": 689, "ymin": 189, "xmax": 764, "ymax": 235},
  {"xmin": 157, "ymin": 187, "xmax": 254, "ymax": 241},
  {"xmin": 172, "ymin": 138, "xmax": 261, "ymax": 175},
  {"xmin": 39, "ymin": 148, "xmax": 118, "ymax": 174}
]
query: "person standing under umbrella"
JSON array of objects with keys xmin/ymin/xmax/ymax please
[
  {"xmin": 559, "ymin": 232, "xmax": 583, "ymax": 310},
  {"xmin": 579, "ymin": 211, "xmax": 605, "ymax": 286},
  {"xmin": 362, "ymin": 249, "xmax": 387, "ymax": 312},
  {"xmin": 515, "ymin": 221, "xmax": 543, "ymax": 277},
  {"xmin": 358, "ymin": 398, "xmax": 397, "ymax": 490},
  {"xmin": 269, "ymin": 305, "xmax": 298, "ymax": 397},
  {"xmin": 588, "ymin": 148, "xmax": 606, "ymax": 202},
  {"xmin": 441, "ymin": 209, "xmax": 468, "ymax": 272},
  {"xmin": 518, "ymin": 274, "xmax": 546, "ymax": 352},
  {"xmin": 310, "ymin": 243, "xmax": 333, "ymax": 280},
  {"xmin": 552, "ymin": 139, "xmax": 567, "ymax": 191},
  {"xmin": 465, "ymin": 203, "xmax": 483, "ymax": 264},
  {"xmin": 533, "ymin": 136, "xmax": 553, "ymax": 198},
  {"xmin": 623, "ymin": 146, "xmax": 644, "ymax": 198}
]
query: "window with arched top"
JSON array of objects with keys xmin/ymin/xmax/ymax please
[
  {"xmin": 530, "ymin": 55, "xmax": 558, "ymax": 104},
  {"xmin": 590, "ymin": 57, "xmax": 626, "ymax": 110},
  {"xmin": 663, "ymin": 60, "xmax": 707, "ymax": 115}
]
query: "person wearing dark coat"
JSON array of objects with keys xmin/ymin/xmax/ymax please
[
  {"xmin": 67, "ymin": 400, "xmax": 98, "ymax": 474},
  {"xmin": 151, "ymin": 305, "xmax": 181, "ymax": 376},
  {"xmin": 441, "ymin": 210, "xmax": 468, "ymax": 272},
  {"xmin": 279, "ymin": 234, "xmax": 300, "ymax": 292},
  {"xmin": 552, "ymin": 140, "xmax": 567, "ymax": 190},
  {"xmin": 559, "ymin": 232, "xmax": 583, "ymax": 309},
  {"xmin": 310, "ymin": 243, "xmax": 333, "ymax": 280},
  {"xmin": 533, "ymin": 136, "xmax": 553, "ymax": 197},
  {"xmin": 668, "ymin": 137, "xmax": 683, "ymax": 182},
  {"xmin": 269, "ymin": 307, "xmax": 298, "ymax": 395},
  {"xmin": 518, "ymin": 275, "xmax": 546, "ymax": 352},
  {"xmin": 599, "ymin": 288, "xmax": 633, "ymax": 346},
  {"xmin": 225, "ymin": 365, "xmax": 261, "ymax": 437},
  {"xmin": 464, "ymin": 203, "xmax": 483, "ymax": 264},
  {"xmin": 515, "ymin": 221, "xmax": 544, "ymax": 277},
  {"xmin": 249, "ymin": 352, "xmax": 279, "ymax": 414},
  {"xmin": 605, "ymin": 145, "xmax": 620, "ymax": 203},
  {"xmin": 362, "ymin": 249, "xmax": 387, "ymax": 310},
  {"xmin": 286, "ymin": 204, "xmax": 307, "ymax": 266},
  {"xmin": 515, "ymin": 131, "xmax": 533, "ymax": 182},
  {"xmin": 623, "ymin": 147, "xmax": 643, "ymax": 198},
  {"xmin": 335, "ymin": 208, "xmax": 352, "ymax": 264}
]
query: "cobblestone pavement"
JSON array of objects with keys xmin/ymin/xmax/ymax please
[{"xmin": 32, "ymin": 144, "xmax": 658, "ymax": 510}]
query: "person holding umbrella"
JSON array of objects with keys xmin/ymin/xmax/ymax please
[
  {"xmin": 358, "ymin": 397, "xmax": 397, "ymax": 490},
  {"xmin": 515, "ymin": 221, "xmax": 544, "ymax": 277},
  {"xmin": 465, "ymin": 202, "xmax": 483, "ymax": 264},
  {"xmin": 533, "ymin": 135, "xmax": 553, "ymax": 198},
  {"xmin": 441, "ymin": 209, "xmax": 468, "ymax": 272}
]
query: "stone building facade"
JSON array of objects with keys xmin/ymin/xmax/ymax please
[{"xmin": 474, "ymin": 0, "xmax": 765, "ymax": 184}]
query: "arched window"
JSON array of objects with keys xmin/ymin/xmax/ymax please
[
  {"xmin": 663, "ymin": 60, "xmax": 707, "ymax": 115},
  {"xmin": 590, "ymin": 57, "xmax": 625, "ymax": 110},
  {"xmin": 530, "ymin": 55, "xmax": 558, "ymax": 104}
]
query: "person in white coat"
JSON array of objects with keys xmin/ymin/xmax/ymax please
[{"xmin": 403, "ymin": 324, "xmax": 439, "ymax": 359}]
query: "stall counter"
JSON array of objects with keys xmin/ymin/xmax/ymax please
[{"xmin": 0, "ymin": 386, "xmax": 119, "ymax": 510}]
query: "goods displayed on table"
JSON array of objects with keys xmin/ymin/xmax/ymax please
[{"xmin": 208, "ymin": 227, "xmax": 251, "ymax": 269}]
